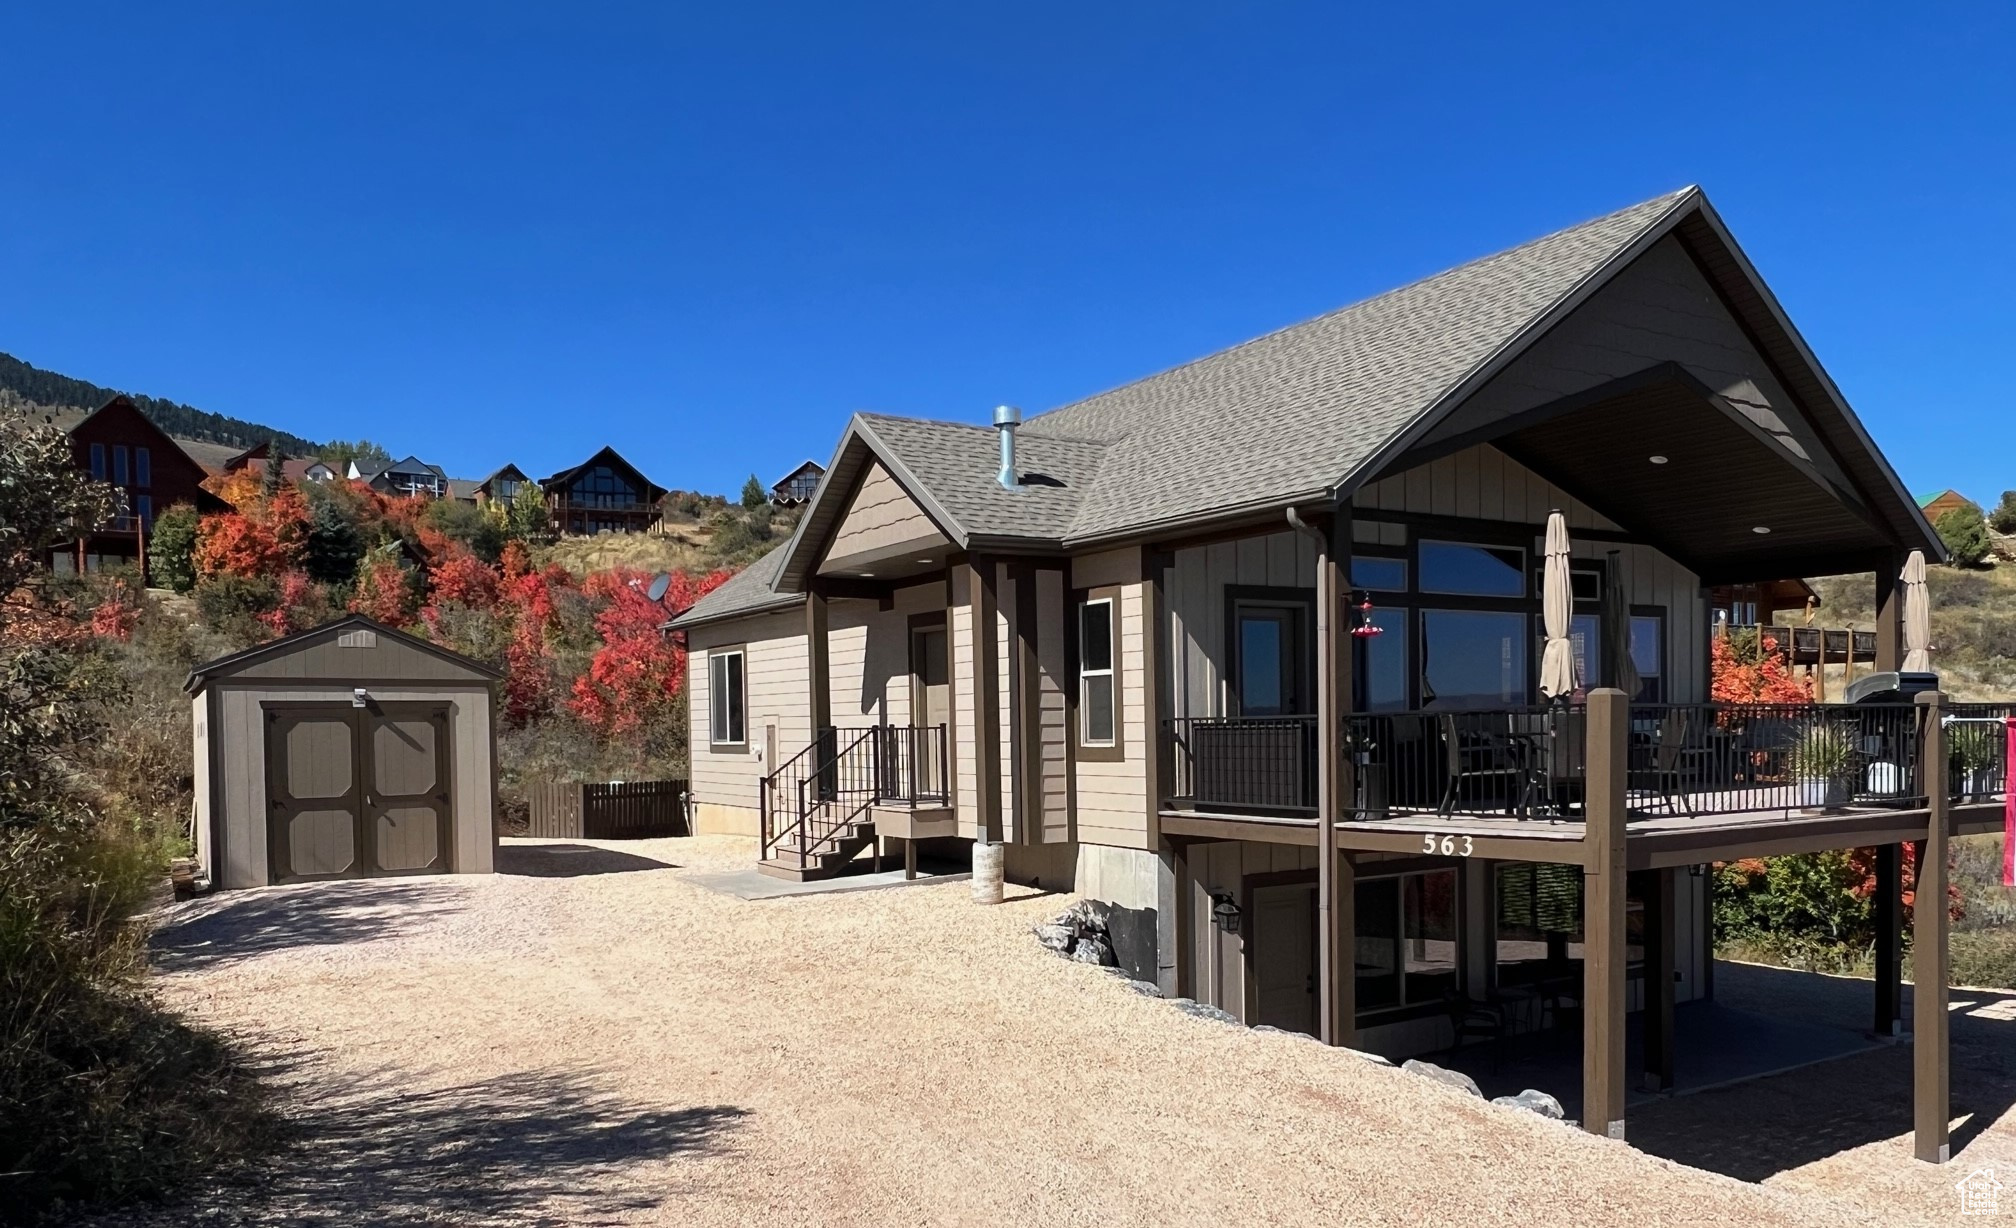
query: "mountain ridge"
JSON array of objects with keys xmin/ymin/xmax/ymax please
[{"xmin": 0, "ymin": 351, "xmax": 322, "ymax": 454}]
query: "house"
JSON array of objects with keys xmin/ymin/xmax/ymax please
[
  {"xmin": 1917, "ymin": 489, "xmax": 1976, "ymax": 526},
  {"xmin": 349, "ymin": 455, "xmax": 449, "ymax": 498},
  {"xmin": 45, "ymin": 396, "xmax": 233, "ymax": 579},
  {"xmin": 770, "ymin": 460, "xmax": 826, "ymax": 506},
  {"xmin": 472, "ymin": 463, "xmax": 531, "ymax": 508},
  {"xmin": 670, "ymin": 187, "xmax": 1986, "ymax": 1160},
  {"xmin": 541, "ymin": 446, "xmax": 667, "ymax": 535},
  {"xmin": 221, "ymin": 441, "xmax": 337, "ymax": 484}
]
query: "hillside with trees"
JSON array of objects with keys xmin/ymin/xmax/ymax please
[{"xmin": 0, "ymin": 350, "xmax": 323, "ymax": 453}]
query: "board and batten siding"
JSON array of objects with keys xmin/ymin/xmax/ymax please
[
  {"xmin": 207, "ymin": 683, "xmax": 493, "ymax": 889},
  {"xmin": 1426, "ymin": 234, "xmax": 1848, "ymax": 490},
  {"xmin": 221, "ymin": 631, "xmax": 480, "ymax": 682},
  {"xmin": 1165, "ymin": 443, "xmax": 1706, "ymax": 721}
]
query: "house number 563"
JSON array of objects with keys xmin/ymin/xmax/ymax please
[{"xmin": 1422, "ymin": 834, "xmax": 1475, "ymax": 857}]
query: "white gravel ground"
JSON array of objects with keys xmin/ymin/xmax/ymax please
[{"xmin": 102, "ymin": 837, "xmax": 1979, "ymax": 1225}]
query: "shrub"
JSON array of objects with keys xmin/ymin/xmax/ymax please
[
  {"xmin": 192, "ymin": 575, "xmax": 281, "ymax": 647},
  {"xmin": 1936, "ymin": 504, "xmax": 1991, "ymax": 568},
  {"xmin": 425, "ymin": 497, "xmax": 506, "ymax": 564},
  {"xmin": 0, "ymin": 822, "xmax": 278, "ymax": 1220},
  {"xmin": 1991, "ymin": 490, "xmax": 2016, "ymax": 535},
  {"xmin": 145, "ymin": 504, "xmax": 201, "ymax": 593}
]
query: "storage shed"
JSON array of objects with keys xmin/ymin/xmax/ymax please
[{"xmin": 187, "ymin": 615, "xmax": 501, "ymax": 890}]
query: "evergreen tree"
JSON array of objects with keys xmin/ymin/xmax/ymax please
[
  {"xmin": 145, "ymin": 503, "xmax": 202, "ymax": 593},
  {"xmin": 303, "ymin": 494, "xmax": 366, "ymax": 584},
  {"xmin": 740, "ymin": 474, "xmax": 767, "ymax": 509},
  {"xmin": 1936, "ymin": 504, "xmax": 1991, "ymax": 568},
  {"xmin": 1990, "ymin": 490, "xmax": 2016, "ymax": 535}
]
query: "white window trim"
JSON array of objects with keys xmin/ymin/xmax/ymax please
[
  {"xmin": 708, "ymin": 648, "xmax": 747, "ymax": 748},
  {"xmin": 1078, "ymin": 597, "xmax": 1116, "ymax": 747}
]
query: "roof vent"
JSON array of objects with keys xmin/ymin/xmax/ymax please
[{"xmin": 993, "ymin": 405, "xmax": 1023, "ymax": 491}]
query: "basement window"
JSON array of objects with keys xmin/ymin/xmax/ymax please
[{"xmin": 709, "ymin": 648, "xmax": 747, "ymax": 748}]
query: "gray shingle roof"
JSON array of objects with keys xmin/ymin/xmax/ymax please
[
  {"xmin": 666, "ymin": 544, "xmax": 796, "ymax": 629},
  {"xmin": 674, "ymin": 188, "xmax": 1716, "ymax": 628},
  {"xmin": 1036, "ymin": 189, "xmax": 1694, "ymax": 540},
  {"xmin": 855, "ymin": 414, "xmax": 1111, "ymax": 544}
]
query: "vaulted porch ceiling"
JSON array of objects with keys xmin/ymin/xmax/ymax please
[{"xmin": 1438, "ymin": 366, "xmax": 1903, "ymax": 584}]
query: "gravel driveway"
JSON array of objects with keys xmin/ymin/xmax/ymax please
[{"xmin": 105, "ymin": 837, "xmax": 1962, "ymax": 1226}]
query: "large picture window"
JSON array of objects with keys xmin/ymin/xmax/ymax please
[
  {"xmin": 1419, "ymin": 541, "xmax": 1525, "ymax": 597},
  {"xmin": 708, "ymin": 648, "xmax": 746, "ymax": 747},
  {"xmin": 1078, "ymin": 597, "xmax": 1116, "ymax": 747}
]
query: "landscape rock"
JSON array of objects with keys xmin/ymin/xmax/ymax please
[
  {"xmin": 1401, "ymin": 1059, "xmax": 1484, "ymax": 1098},
  {"xmin": 1071, "ymin": 936, "xmax": 1116, "ymax": 966},
  {"xmin": 1169, "ymin": 998, "xmax": 1239, "ymax": 1024},
  {"xmin": 1492, "ymin": 1089, "xmax": 1566, "ymax": 1120},
  {"xmin": 1032, "ymin": 923, "xmax": 1076, "ymax": 954},
  {"xmin": 1059, "ymin": 899, "xmax": 1112, "ymax": 933},
  {"xmin": 1122, "ymin": 979, "xmax": 1163, "ymax": 998},
  {"xmin": 1344, "ymin": 1047, "xmax": 1394, "ymax": 1065}
]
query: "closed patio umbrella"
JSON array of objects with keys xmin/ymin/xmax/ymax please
[
  {"xmin": 1902, "ymin": 549, "xmax": 1932, "ymax": 673},
  {"xmin": 1603, "ymin": 550, "xmax": 1641, "ymax": 698},
  {"xmin": 1539, "ymin": 511, "xmax": 1579, "ymax": 701}
]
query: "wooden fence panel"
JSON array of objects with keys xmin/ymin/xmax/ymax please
[
  {"xmin": 582, "ymin": 779, "xmax": 690, "ymax": 838},
  {"xmin": 525, "ymin": 782, "xmax": 585, "ymax": 838}
]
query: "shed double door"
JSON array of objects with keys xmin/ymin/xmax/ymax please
[{"xmin": 266, "ymin": 703, "xmax": 453, "ymax": 883}]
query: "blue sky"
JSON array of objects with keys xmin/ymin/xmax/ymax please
[{"xmin": 1, "ymin": 3, "xmax": 2010, "ymax": 502}]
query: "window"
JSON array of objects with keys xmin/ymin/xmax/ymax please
[
  {"xmin": 1351, "ymin": 556, "xmax": 1408, "ymax": 592},
  {"xmin": 708, "ymin": 649, "xmax": 746, "ymax": 747},
  {"xmin": 112, "ymin": 445, "xmax": 129, "ymax": 486},
  {"xmin": 1232, "ymin": 601, "xmax": 1308, "ymax": 716},
  {"xmin": 1495, "ymin": 862, "xmax": 1643, "ymax": 981},
  {"xmin": 570, "ymin": 465, "xmax": 638, "ymax": 509},
  {"xmin": 89, "ymin": 442, "xmax": 106, "ymax": 480},
  {"xmin": 1629, "ymin": 614, "xmax": 1665, "ymax": 702},
  {"xmin": 1420, "ymin": 609, "xmax": 1529, "ymax": 708},
  {"xmin": 1420, "ymin": 541, "xmax": 1525, "ymax": 596},
  {"xmin": 1078, "ymin": 598, "xmax": 1116, "ymax": 745},
  {"xmin": 1356, "ymin": 868, "xmax": 1460, "ymax": 1014},
  {"xmin": 496, "ymin": 478, "xmax": 519, "ymax": 500},
  {"xmin": 136, "ymin": 495, "xmax": 153, "ymax": 529},
  {"xmin": 135, "ymin": 447, "xmax": 151, "ymax": 488},
  {"xmin": 1358, "ymin": 606, "xmax": 1409, "ymax": 712}
]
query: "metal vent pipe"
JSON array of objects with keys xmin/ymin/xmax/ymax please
[{"xmin": 993, "ymin": 405, "xmax": 1022, "ymax": 490}]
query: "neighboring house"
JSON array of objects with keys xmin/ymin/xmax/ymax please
[
  {"xmin": 45, "ymin": 396, "xmax": 232, "ymax": 579},
  {"xmin": 541, "ymin": 446, "xmax": 667, "ymax": 535},
  {"xmin": 472, "ymin": 463, "xmax": 531, "ymax": 508},
  {"xmin": 669, "ymin": 187, "xmax": 1981, "ymax": 1156},
  {"xmin": 1917, "ymin": 489, "xmax": 1976, "ymax": 525},
  {"xmin": 222, "ymin": 441, "xmax": 337, "ymax": 484},
  {"xmin": 770, "ymin": 460, "xmax": 826, "ymax": 506},
  {"xmin": 349, "ymin": 454, "xmax": 449, "ymax": 498}
]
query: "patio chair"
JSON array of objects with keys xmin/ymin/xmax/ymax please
[
  {"xmin": 1629, "ymin": 708, "xmax": 1708, "ymax": 818},
  {"xmin": 1437, "ymin": 712, "xmax": 1532, "ymax": 817},
  {"xmin": 1442, "ymin": 992, "xmax": 1509, "ymax": 1072}
]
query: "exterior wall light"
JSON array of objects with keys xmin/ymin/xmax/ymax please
[{"xmin": 1210, "ymin": 891, "xmax": 1242, "ymax": 934}]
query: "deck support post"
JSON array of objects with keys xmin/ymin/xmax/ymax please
[
  {"xmin": 966, "ymin": 558, "xmax": 1003, "ymax": 845},
  {"xmin": 1298, "ymin": 507, "xmax": 1355, "ymax": 1047},
  {"xmin": 1873, "ymin": 842, "xmax": 1903, "ymax": 1036},
  {"xmin": 1875, "ymin": 557, "xmax": 1903, "ymax": 674},
  {"xmin": 1643, "ymin": 866, "xmax": 1676, "ymax": 1093},
  {"xmin": 904, "ymin": 837, "xmax": 917, "ymax": 880},
  {"xmin": 1913, "ymin": 691, "xmax": 1950, "ymax": 1164},
  {"xmin": 1582, "ymin": 687, "xmax": 1629, "ymax": 1139}
]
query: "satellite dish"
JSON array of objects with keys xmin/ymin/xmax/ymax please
[{"xmin": 645, "ymin": 572, "xmax": 672, "ymax": 603}]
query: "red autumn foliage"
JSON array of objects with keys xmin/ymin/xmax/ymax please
[
  {"xmin": 1845, "ymin": 843, "xmax": 1966, "ymax": 925},
  {"xmin": 426, "ymin": 549, "xmax": 499, "ymax": 610},
  {"xmin": 566, "ymin": 569, "xmax": 728, "ymax": 738},
  {"xmin": 348, "ymin": 557, "xmax": 418, "ymax": 627},
  {"xmin": 192, "ymin": 485, "xmax": 310, "ymax": 580},
  {"xmin": 1710, "ymin": 631, "xmax": 1811, "ymax": 704},
  {"xmin": 88, "ymin": 591, "xmax": 139, "ymax": 641},
  {"xmin": 257, "ymin": 572, "xmax": 334, "ymax": 639}
]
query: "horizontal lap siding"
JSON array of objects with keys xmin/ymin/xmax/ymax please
[
  {"xmin": 688, "ymin": 611, "xmax": 807, "ymax": 811},
  {"xmin": 1074, "ymin": 583, "xmax": 1148, "ymax": 849},
  {"xmin": 1036, "ymin": 569, "xmax": 1070, "ymax": 843}
]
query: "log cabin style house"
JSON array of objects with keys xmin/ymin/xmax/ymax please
[{"xmin": 669, "ymin": 188, "xmax": 1994, "ymax": 1159}]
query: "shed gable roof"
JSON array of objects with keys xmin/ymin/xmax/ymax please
[{"xmin": 185, "ymin": 615, "xmax": 502, "ymax": 694}]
